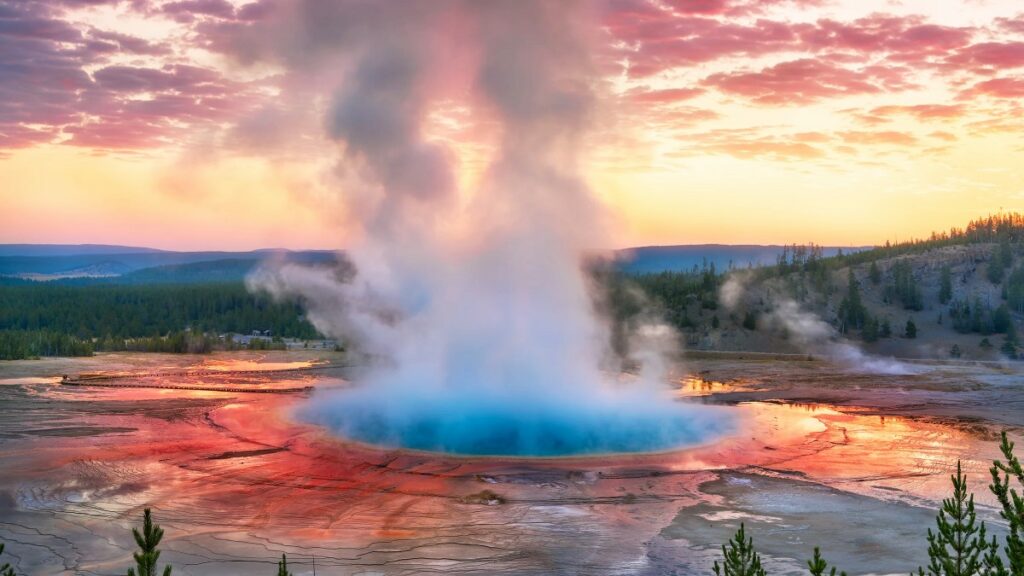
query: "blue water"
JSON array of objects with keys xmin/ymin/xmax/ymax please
[{"xmin": 301, "ymin": 388, "xmax": 733, "ymax": 457}]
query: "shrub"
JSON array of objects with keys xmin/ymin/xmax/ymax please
[
  {"xmin": 916, "ymin": 461, "xmax": 1001, "ymax": 575},
  {"xmin": 906, "ymin": 319, "xmax": 918, "ymax": 339},
  {"xmin": 713, "ymin": 523, "xmax": 766, "ymax": 576},
  {"xmin": 126, "ymin": 508, "xmax": 172, "ymax": 576},
  {"xmin": 711, "ymin": 433, "xmax": 1024, "ymax": 575},
  {"xmin": 1, "ymin": 542, "xmax": 15, "ymax": 576},
  {"xmin": 989, "ymin": 432, "xmax": 1024, "ymax": 573},
  {"xmin": 276, "ymin": 554, "xmax": 292, "ymax": 576}
]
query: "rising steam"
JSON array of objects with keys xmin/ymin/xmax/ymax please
[
  {"xmin": 247, "ymin": 1, "xmax": 730, "ymax": 456},
  {"xmin": 719, "ymin": 274, "xmax": 918, "ymax": 375}
]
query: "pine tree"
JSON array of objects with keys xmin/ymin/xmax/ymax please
[
  {"xmin": 940, "ymin": 266, "xmax": 954, "ymax": 304},
  {"xmin": 839, "ymin": 269, "xmax": 867, "ymax": 332},
  {"xmin": 989, "ymin": 432, "xmax": 1024, "ymax": 574},
  {"xmin": 713, "ymin": 523, "xmax": 766, "ymax": 576},
  {"xmin": 807, "ymin": 547, "xmax": 846, "ymax": 576},
  {"xmin": 1003, "ymin": 323, "xmax": 1019, "ymax": 360},
  {"xmin": 917, "ymin": 461, "xmax": 1002, "ymax": 576},
  {"xmin": 863, "ymin": 315, "xmax": 880, "ymax": 343},
  {"xmin": 276, "ymin": 553, "xmax": 292, "ymax": 576},
  {"xmin": 870, "ymin": 261, "xmax": 882, "ymax": 285},
  {"xmin": 881, "ymin": 319, "xmax": 893, "ymax": 338},
  {"xmin": 989, "ymin": 262, "xmax": 1006, "ymax": 285},
  {"xmin": 907, "ymin": 319, "xmax": 918, "ymax": 339},
  {"xmin": 988, "ymin": 242, "xmax": 1009, "ymax": 285},
  {"xmin": 127, "ymin": 508, "xmax": 172, "ymax": 576},
  {"xmin": 1, "ymin": 542, "xmax": 15, "ymax": 576},
  {"xmin": 1000, "ymin": 240, "xmax": 1014, "ymax": 270},
  {"xmin": 743, "ymin": 312, "xmax": 757, "ymax": 331}
]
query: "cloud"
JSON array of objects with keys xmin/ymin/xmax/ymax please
[
  {"xmin": 0, "ymin": 0, "xmax": 261, "ymax": 151},
  {"xmin": 868, "ymin": 103, "xmax": 966, "ymax": 121},
  {"xmin": 949, "ymin": 42, "xmax": 1024, "ymax": 71},
  {"xmin": 0, "ymin": 0, "xmax": 1020, "ymax": 161},
  {"xmin": 161, "ymin": 0, "xmax": 236, "ymax": 23},
  {"xmin": 800, "ymin": 15, "xmax": 971, "ymax": 59},
  {"xmin": 606, "ymin": 8, "xmax": 973, "ymax": 80},
  {"xmin": 928, "ymin": 130, "xmax": 957, "ymax": 142},
  {"xmin": 961, "ymin": 77, "xmax": 1024, "ymax": 99},
  {"xmin": 673, "ymin": 127, "xmax": 828, "ymax": 161},
  {"xmin": 609, "ymin": 15, "xmax": 800, "ymax": 78},
  {"xmin": 704, "ymin": 58, "xmax": 910, "ymax": 105},
  {"xmin": 838, "ymin": 130, "xmax": 918, "ymax": 146},
  {"xmin": 995, "ymin": 13, "xmax": 1024, "ymax": 36},
  {"xmin": 625, "ymin": 87, "xmax": 705, "ymax": 104},
  {"xmin": 88, "ymin": 28, "xmax": 170, "ymax": 56}
]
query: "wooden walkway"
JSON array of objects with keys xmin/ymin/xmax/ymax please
[
  {"xmin": 57, "ymin": 363, "xmax": 351, "ymax": 393},
  {"xmin": 65, "ymin": 362, "xmax": 348, "ymax": 383},
  {"xmin": 59, "ymin": 380, "xmax": 315, "ymax": 394}
]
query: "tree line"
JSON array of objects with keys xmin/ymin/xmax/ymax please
[
  {"xmin": 0, "ymin": 283, "xmax": 320, "ymax": 360},
  {"xmin": 835, "ymin": 212, "xmax": 1024, "ymax": 269}
]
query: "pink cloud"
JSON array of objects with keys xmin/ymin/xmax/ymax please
[
  {"xmin": 625, "ymin": 87, "xmax": 705, "ymax": 104},
  {"xmin": 604, "ymin": 5, "xmax": 801, "ymax": 78},
  {"xmin": 869, "ymin": 104, "xmax": 966, "ymax": 120},
  {"xmin": 961, "ymin": 77, "xmax": 1024, "ymax": 99},
  {"xmin": 0, "ymin": 0, "xmax": 262, "ymax": 150},
  {"xmin": 88, "ymin": 28, "xmax": 170, "ymax": 56},
  {"xmin": 663, "ymin": 0, "xmax": 729, "ymax": 15},
  {"xmin": 839, "ymin": 130, "xmax": 918, "ymax": 146},
  {"xmin": 928, "ymin": 130, "xmax": 957, "ymax": 141},
  {"xmin": 606, "ymin": 7, "xmax": 975, "ymax": 81},
  {"xmin": 0, "ymin": 0, "xmax": 1020, "ymax": 156},
  {"xmin": 800, "ymin": 15, "xmax": 972, "ymax": 57},
  {"xmin": 673, "ymin": 127, "xmax": 828, "ymax": 161},
  {"xmin": 704, "ymin": 59, "xmax": 906, "ymax": 105},
  {"xmin": 949, "ymin": 42, "xmax": 1024, "ymax": 71},
  {"xmin": 161, "ymin": 0, "xmax": 235, "ymax": 23},
  {"xmin": 995, "ymin": 14, "xmax": 1024, "ymax": 36}
]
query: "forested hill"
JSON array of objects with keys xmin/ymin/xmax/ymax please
[
  {"xmin": 614, "ymin": 213, "xmax": 1024, "ymax": 361},
  {"xmin": 0, "ymin": 283, "xmax": 321, "ymax": 360},
  {"xmin": 4, "ymin": 214, "xmax": 1024, "ymax": 361}
]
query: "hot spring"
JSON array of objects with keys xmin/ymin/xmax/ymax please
[
  {"xmin": 299, "ymin": 382, "xmax": 734, "ymax": 457},
  {"xmin": 249, "ymin": 1, "xmax": 734, "ymax": 459}
]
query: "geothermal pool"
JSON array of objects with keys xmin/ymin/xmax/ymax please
[
  {"xmin": 302, "ymin": 385, "xmax": 734, "ymax": 457},
  {"xmin": 0, "ymin": 351, "xmax": 1021, "ymax": 575}
]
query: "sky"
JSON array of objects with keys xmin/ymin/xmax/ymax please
[{"xmin": 0, "ymin": 0, "xmax": 1023, "ymax": 251}]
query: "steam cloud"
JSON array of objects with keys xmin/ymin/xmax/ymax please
[
  {"xmin": 247, "ymin": 1, "xmax": 730, "ymax": 456},
  {"xmin": 719, "ymin": 274, "xmax": 919, "ymax": 375}
]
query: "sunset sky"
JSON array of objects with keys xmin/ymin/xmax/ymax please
[{"xmin": 1, "ymin": 0, "xmax": 1023, "ymax": 251}]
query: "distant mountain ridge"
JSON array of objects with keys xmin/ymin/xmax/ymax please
[
  {"xmin": 0, "ymin": 243, "xmax": 871, "ymax": 283},
  {"xmin": 0, "ymin": 245, "xmax": 340, "ymax": 283},
  {"xmin": 0, "ymin": 244, "xmax": 165, "ymax": 257},
  {"xmin": 615, "ymin": 244, "xmax": 870, "ymax": 274}
]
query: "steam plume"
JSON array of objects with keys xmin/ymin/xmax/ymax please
[
  {"xmin": 719, "ymin": 274, "xmax": 918, "ymax": 375},
  {"xmin": 247, "ymin": 1, "xmax": 729, "ymax": 456}
]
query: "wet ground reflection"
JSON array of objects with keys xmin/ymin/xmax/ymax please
[{"xmin": 0, "ymin": 351, "xmax": 1020, "ymax": 575}]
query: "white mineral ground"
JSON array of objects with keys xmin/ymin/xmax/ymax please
[{"xmin": 0, "ymin": 350, "xmax": 1021, "ymax": 575}]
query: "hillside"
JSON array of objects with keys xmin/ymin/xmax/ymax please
[
  {"xmin": 707, "ymin": 244, "xmax": 1014, "ymax": 360},
  {"xmin": 624, "ymin": 215, "xmax": 1024, "ymax": 361}
]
